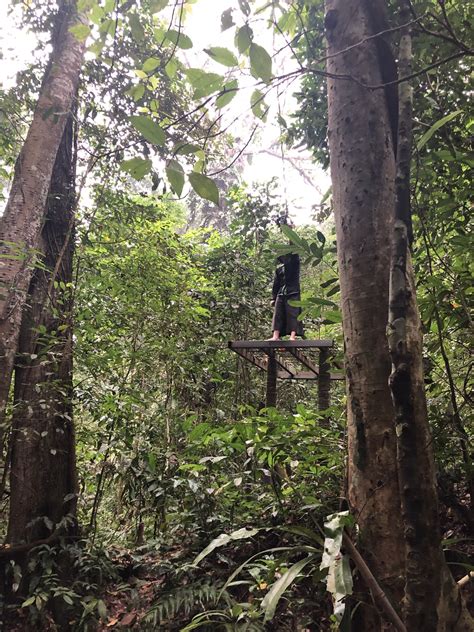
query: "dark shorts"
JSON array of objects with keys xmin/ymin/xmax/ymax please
[{"xmin": 272, "ymin": 294, "xmax": 304, "ymax": 337}]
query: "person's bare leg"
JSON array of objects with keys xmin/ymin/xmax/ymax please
[
  {"xmin": 269, "ymin": 330, "xmax": 280, "ymax": 341},
  {"xmin": 289, "ymin": 331, "xmax": 297, "ymax": 341}
]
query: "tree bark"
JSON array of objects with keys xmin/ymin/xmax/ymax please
[
  {"xmin": 324, "ymin": 2, "xmax": 405, "ymax": 627},
  {"xmin": 387, "ymin": 8, "xmax": 472, "ymax": 630},
  {"xmin": 7, "ymin": 111, "xmax": 77, "ymax": 545},
  {"xmin": 0, "ymin": 0, "xmax": 86, "ymax": 450},
  {"xmin": 325, "ymin": 1, "xmax": 473, "ymax": 629}
]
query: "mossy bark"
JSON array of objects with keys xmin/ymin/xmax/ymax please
[
  {"xmin": 0, "ymin": 1, "xmax": 86, "ymax": 451},
  {"xmin": 7, "ymin": 112, "xmax": 77, "ymax": 546}
]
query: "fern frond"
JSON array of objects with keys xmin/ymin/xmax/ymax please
[{"xmin": 144, "ymin": 580, "xmax": 232, "ymax": 626}]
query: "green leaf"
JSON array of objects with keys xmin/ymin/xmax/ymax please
[
  {"xmin": 69, "ymin": 23, "xmax": 91, "ymax": 42},
  {"xmin": 221, "ymin": 8, "xmax": 235, "ymax": 31},
  {"xmin": 97, "ymin": 599, "xmax": 107, "ymax": 620},
  {"xmin": 120, "ymin": 157, "xmax": 152, "ymax": 180},
  {"xmin": 280, "ymin": 225, "xmax": 305, "ymax": 249},
  {"xmin": 320, "ymin": 511, "xmax": 347, "ymax": 571},
  {"xmin": 323, "ymin": 310, "xmax": 342, "ymax": 324},
  {"xmin": 22, "ymin": 596, "xmax": 36, "ymax": 608},
  {"xmin": 166, "ymin": 159, "xmax": 185, "ymax": 196},
  {"xmin": 129, "ymin": 13, "xmax": 145, "ymax": 42},
  {"xmin": 216, "ymin": 79, "xmax": 238, "ymax": 109},
  {"xmin": 416, "ymin": 110, "xmax": 462, "ymax": 151},
  {"xmin": 251, "ymin": 89, "xmax": 268, "ymax": 120},
  {"xmin": 129, "ymin": 116, "xmax": 166, "ymax": 146},
  {"xmin": 204, "ymin": 47, "xmax": 238, "ymax": 67},
  {"xmin": 189, "ymin": 172, "xmax": 219, "ymax": 205},
  {"xmin": 249, "ymin": 43, "xmax": 272, "ymax": 83},
  {"xmin": 308, "ymin": 297, "xmax": 338, "ymax": 307},
  {"xmin": 165, "ymin": 29, "xmax": 193, "ymax": 49},
  {"xmin": 127, "ymin": 83, "xmax": 145, "ymax": 101},
  {"xmin": 235, "ymin": 24, "xmax": 253, "ymax": 54},
  {"xmin": 165, "ymin": 58, "xmax": 178, "ymax": 79},
  {"xmin": 192, "ymin": 527, "xmax": 260, "ymax": 566},
  {"xmin": 89, "ymin": 0, "xmax": 104, "ymax": 19},
  {"xmin": 320, "ymin": 511, "xmax": 353, "ymax": 623},
  {"xmin": 174, "ymin": 143, "xmax": 201, "ymax": 155},
  {"xmin": 327, "ymin": 554, "xmax": 353, "ymax": 623},
  {"xmin": 184, "ymin": 69, "xmax": 224, "ymax": 99},
  {"xmin": 142, "ymin": 57, "xmax": 160, "ymax": 72},
  {"xmin": 99, "ymin": 18, "xmax": 116, "ymax": 37},
  {"xmin": 321, "ymin": 277, "xmax": 339, "ymax": 289},
  {"xmin": 261, "ymin": 555, "xmax": 316, "ymax": 622}
]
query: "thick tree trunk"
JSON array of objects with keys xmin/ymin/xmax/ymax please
[
  {"xmin": 7, "ymin": 112, "xmax": 77, "ymax": 545},
  {"xmin": 324, "ymin": 2, "xmax": 404, "ymax": 627},
  {"xmin": 387, "ymin": 10, "xmax": 472, "ymax": 630},
  {"xmin": 325, "ymin": 1, "xmax": 473, "ymax": 629},
  {"xmin": 0, "ymin": 0, "xmax": 85, "ymax": 448}
]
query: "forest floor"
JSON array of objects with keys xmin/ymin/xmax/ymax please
[
  {"xmin": 95, "ymin": 530, "xmax": 334, "ymax": 631},
  {"xmin": 4, "ymin": 498, "xmax": 473, "ymax": 631},
  {"xmin": 95, "ymin": 497, "xmax": 474, "ymax": 631}
]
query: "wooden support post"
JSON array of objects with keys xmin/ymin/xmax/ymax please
[
  {"xmin": 266, "ymin": 349, "xmax": 277, "ymax": 408},
  {"xmin": 318, "ymin": 348, "xmax": 331, "ymax": 413}
]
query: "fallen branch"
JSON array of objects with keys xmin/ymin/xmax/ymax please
[{"xmin": 342, "ymin": 531, "xmax": 407, "ymax": 632}]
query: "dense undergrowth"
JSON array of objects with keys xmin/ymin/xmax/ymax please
[{"xmin": 2, "ymin": 187, "xmax": 472, "ymax": 630}]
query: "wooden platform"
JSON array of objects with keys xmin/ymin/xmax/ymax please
[{"xmin": 228, "ymin": 340, "xmax": 344, "ymax": 381}]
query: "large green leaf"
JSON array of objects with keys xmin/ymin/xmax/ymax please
[
  {"xmin": 280, "ymin": 225, "xmax": 305, "ymax": 249},
  {"xmin": 189, "ymin": 172, "xmax": 219, "ymax": 205},
  {"xmin": 120, "ymin": 158, "xmax": 152, "ymax": 180},
  {"xmin": 320, "ymin": 511, "xmax": 353, "ymax": 623},
  {"xmin": 142, "ymin": 57, "xmax": 160, "ymax": 72},
  {"xmin": 249, "ymin": 43, "xmax": 272, "ymax": 83},
  {"xmin": 129, "ymin": 116, "xmax": 166, "ymax": 146},
  {"xmin": 261, "ymin": 554, "xmax": 316, "ymax": 622},
  {"xmin": 192, "ymin": 527, "xmax": 260, "ymax": 566},
  {"xmin": 165, "ymin": 29, "xmax": 193, "ymax": 49},
  {"xmin": 204, "ymin": 47, "xmax": 238, "ymax": 67},
  {"xmin": 235, "ymin": 24, "xmax": 253, "ymax": 54},
  {"xmin": 166, "ymin": 159, "xmax": 184, "ymax": 196},
  {"xmin": 416, "ymin": 110, "xmax": 462, "ymax": 151},
  {"xmin": 320, "ymin": 511, "xmax": 347, "ymax": 570}
]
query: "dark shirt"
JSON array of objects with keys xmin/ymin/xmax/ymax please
[{"xmin": 272, "ymin": 254, "xmax": 300, "ymax": 299}]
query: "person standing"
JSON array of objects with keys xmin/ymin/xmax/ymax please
[{"xmin": 270, "ymin": 220, "xmax": 304, "ymax": 340}]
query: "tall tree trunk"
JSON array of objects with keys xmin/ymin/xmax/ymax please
[
  {"xmin": 7, "ymin": 111, "xmax": 77, "ymax": 545},
  {"xmin": 0, "ymin": 0, "xmax": 86, "ymax": 450},
  {"xmin": 387, "ymin": 7, "xmax": 472, "ymax": 630},
  {"xmin": 324, "ymin": 2, "xmax": 404, "ymax": 627},
  {"xmin": 324, "ymin": 1, "xmax": 473, "ymax": 630}
]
